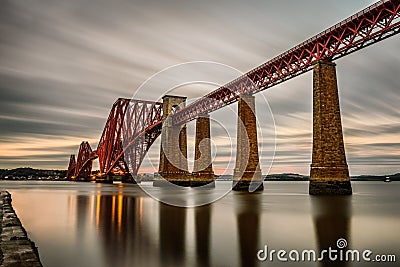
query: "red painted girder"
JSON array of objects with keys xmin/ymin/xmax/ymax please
[
  {"xmin": 74, "ymin": 141, "xmax": 93, "ymax": 179},
  {"xmin": 66, "ymin": 154, "xmax": 76, "ymax": 180},
  {"xmin": 96, "ymin": 98, "xmax": 130, "ymax": 176},
  {"xmin": 105, "ymin": 100, "xmax": 163, "ymax": 176},
  {"xmin": 95, "ymin": 98, "xmax": 163, "ymax": 176},
  {"xmin": 172, "ymin": 0, "xmax": 400, "ymax": 125},
  {"xmin": 120, "ymin": 121, "xmax": 162, "ymax": 176}
]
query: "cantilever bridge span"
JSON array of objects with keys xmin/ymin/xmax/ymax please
[
  {"xmin": 67, "ymin": 99, "xmax": 163, "ymax": 181},
  {"xmin": 67, "ymin": 0, "xmax": 400, "ymax": 193}
]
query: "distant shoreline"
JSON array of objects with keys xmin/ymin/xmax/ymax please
[{"xmin": 0, "ymin": 167, "xmax": 399, "ymax": 182}]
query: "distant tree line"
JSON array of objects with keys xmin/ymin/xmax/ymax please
[
  {"xmin": 0, "ymin": 168, "xmax": 67, "ymax": 180},
  {"xmin": 0, "ymin": 168, "xmax": 398, "ymax": 181}
]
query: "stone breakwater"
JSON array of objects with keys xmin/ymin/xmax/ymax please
[{"xmin": 0, "ymin": 191, "xmax": 42, "ymax": 267}]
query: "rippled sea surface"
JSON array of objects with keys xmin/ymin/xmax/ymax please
[{"xmin": 0, "ymin": 181, "xmax": 399, "ymax": 267}]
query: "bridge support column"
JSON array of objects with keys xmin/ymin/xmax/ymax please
[
  {"xmin": 154, "ymin": 95, "xmax": 190, "ymax": 187},
  {"xmin": 233, "ymin": 95, "xmax": 263, "ymax": 191},
  {"xmin": 192, "ymin": 114, "xmax": 215, "ymax": 187},
  {"xmin": 76, "ymin": 177, "xmax": 92, "ymax": 182},
  {"xmin": 121, "ymin": 174, "xmax": 139, "ymax": 184},
  {"xmin": 96, "ymin": 175, "xmax": 114, "ymax": 184},
  {"xmin": 310, "ymin": 60, "xmax": 352, "ymax": 195}
]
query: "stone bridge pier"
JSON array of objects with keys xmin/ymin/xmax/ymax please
[
  {"xmin": 310, "ymin": 60, "xmax": 352, "ymax": 195},
  {"xmin": 233, "ymin": 95, "xmax": 263, "ymax": 191},
  {"xmin": 192, "ymin": 114, "xmax": 215, "ymax": 187},
  {"xmin": 155, "ymin": 95, "xmax": 216, "ymax": 187},
  {"xmin": 154, "ymin": 95, "xmax": 190, "ymax": 187}
]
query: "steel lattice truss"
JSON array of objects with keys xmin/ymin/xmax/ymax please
[
  {"xmin": 173, "ymin": 0, "xmax": 400, "ymax": 125},
  {"xmin": 96, "ymin": 98, "xmax": 163, "ymax": 177},
  {"xmin": 97, "ymin": 98, "xmax": 130, "ymax": 176},
  {"xmin": 121, "ymin": 101, "xmax": 163, "ymax": 176},
  {"xmin": 66, "ymin": 154, "xmax": 76, "ymax": 180},
  {"xmin": 74, "ymin": 141, "xmax": 94, "ymax": 179}
]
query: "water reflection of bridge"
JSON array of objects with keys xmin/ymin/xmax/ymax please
[{"xmin": 71, "ymin": 189, "xmax": 351, "ymax": 267}]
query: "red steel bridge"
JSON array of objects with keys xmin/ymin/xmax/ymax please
[
  {"xmin": 67, "ymin": 99, "xmax": 163, "ymax": 180},
  {"xmin": 67, "ymin": 0, "xmax": 400, "ymax": 181}
]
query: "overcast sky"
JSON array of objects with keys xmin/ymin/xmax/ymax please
[{"xmin": 0, "ymin": 0, "xmax": 398, "ymax": 175}]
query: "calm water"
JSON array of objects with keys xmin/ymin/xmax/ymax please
[{"xmin": 0, "ymin": 181, "xmax": 399, "ymax": 267}]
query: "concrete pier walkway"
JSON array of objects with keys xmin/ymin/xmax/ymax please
[{"xmin": 0, "ymin": 191, "xmax": 42, "ymax": 267}]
